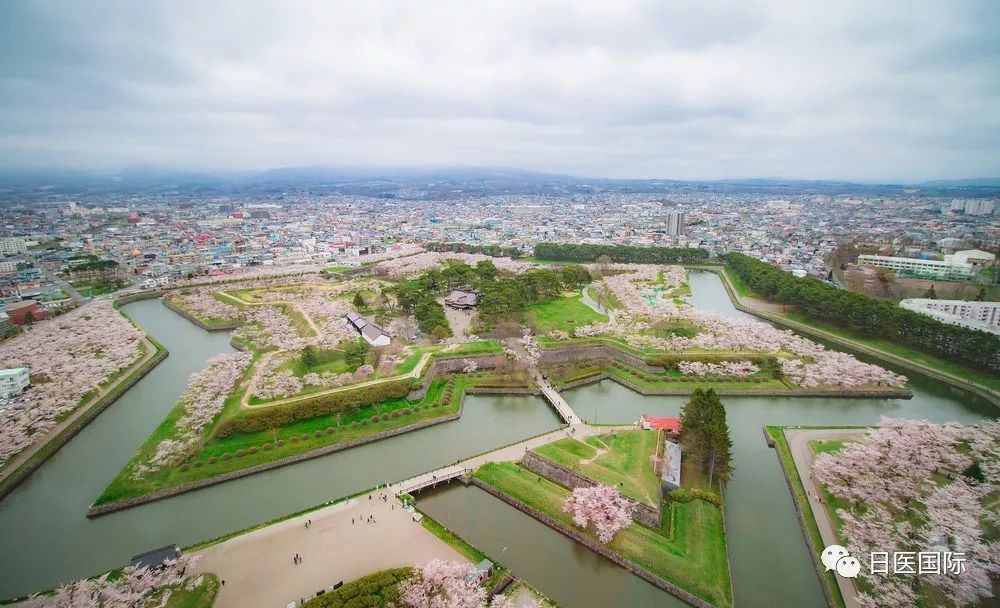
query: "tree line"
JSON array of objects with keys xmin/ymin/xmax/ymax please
[
  {"xmin": 723, "ymin": 253, "xmax": 1000, "ymax": 374},
  {"xmin": 424, "ymin": 241, "xmax": 522, "ymax": 258},
  {"xmin": 533, "ymin": 242, "xmax": 711, "ymax": 264}
]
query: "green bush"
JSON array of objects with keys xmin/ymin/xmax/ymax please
[
  {"xmin": 208, "ymin": 457, "xmax": 217, "ymax": 464},
  {"xmin": 213, "ymin": 379, "xmax": 417, "ymax": 437},
  {"xmin": 665, "ymin": 487, "xmax": 723, "ymax": 506},
  {"xmin": 301, "ymin": 568, "xmax": 411, "ymax": 608},
  {"xmin": 235, "ymin": 449, "xmax": 246, "ymax": 457},
  {"xmin": 263, "ymin": 443, "xmax": 272, "ymax": 450},
  {"xmin": 221, "ymin": 453, "xmax": 231, "ymax": 461},
  {"xmin": 248, "ymin": 446, "xmax": 258, "ymax": 454}
]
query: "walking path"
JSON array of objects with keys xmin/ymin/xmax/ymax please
[
  {"xmin": 194, "ymin": 422, "xmax": 631, "ymax": 607},
  {"xmin": 0, "ymin": 335, "xmax": 158, "ymax": 486},
  {"xmin": 785, "ymin": 428, "xmax": 868, "ymax": 608},
  {"xmin": 580, "ymin": 284, "xmax": 616, "ymax": 323},
  {"xmin": 530, "ymin": 368, "xmax": 583, "ymax": 424},
  {"xmin": 216, "ymin": 290, "xmax": 322, "ymax": 336},
  {"xmin": 242, "ymin": 352, "xmax": 433, "ymax": 409},
  {"xmin": 193, "ymin": 490, "xmax": 466, "ymax": 608},
  {"xmin": 393, "ymin": 423, "xmax": 613, "ymax": 495}
]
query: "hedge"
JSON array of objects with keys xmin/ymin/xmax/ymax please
[{"xmin": 214, "ymin": 379, "xmax": 418, "ymax": 437}]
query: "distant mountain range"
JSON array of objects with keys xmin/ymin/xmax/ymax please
[{"xmin": 1, "ymin": 165, "xmax": 998, "ymax": 198}]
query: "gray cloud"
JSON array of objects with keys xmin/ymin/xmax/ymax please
[{"xmin": 0, "ymin": 0, "xmax": 997, "ymax": 181}]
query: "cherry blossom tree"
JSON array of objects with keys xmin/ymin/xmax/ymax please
[
  {"xmin": 0, "ymin": 301, "xmax": 144, "ymax": 467},
  {"xmin": 813, "ymin": 417, "xmax": 999, "ymax": 607},
  {"xmin": 399, "ymin": 559, "xmax": 487, "ymax": 608},
  {"xmin": 562, "ymin": 485, "xmax": 636, "ymax": 543},
  {"xmin": 133, "ymin": 351, "xmax": 252, "ymax": 477},
  {"xmin": 36, "ymin": 555, "xmax": 199, "ymax": 608}
]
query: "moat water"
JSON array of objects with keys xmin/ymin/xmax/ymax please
[{"xmin": 0, "ymin": 272, "xmax": 993, "ymax": 606}]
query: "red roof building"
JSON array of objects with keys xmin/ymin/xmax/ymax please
[{"xmin": 639, "ymin": 414, "xmax": 681, "ymax": 437}]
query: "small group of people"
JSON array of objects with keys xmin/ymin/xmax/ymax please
[
  {"xmin": 352, "ymin": 514, "xmax": 377, "ymax": 524},
  {"xmin": 292, "ymin": 553, "xmax": 304, "ymax": 565},
  {"xmin": 304, "ymin": 519, "xmax": 312, "ymax": 528}
]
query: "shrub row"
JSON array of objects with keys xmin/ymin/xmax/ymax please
[
  {"xmin": 664, "ymin": 487, "xmax": 724, "ymax": 507},
  {"xmin": 214, "ymin": 379, "xmax": 418, "ymax": 437}
]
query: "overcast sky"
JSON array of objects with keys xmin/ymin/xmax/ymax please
[{"xmin": 1, "ymin": 1, "xmax": 998, "ymax": 181}]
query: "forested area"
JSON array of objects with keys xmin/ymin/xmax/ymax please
[
  {"xmin": 679, "ymin": 388, "xmax": 733, "ymax": 487},
  {"xmin": 390, "ymin": 259, "xmax": 592, "ymax": 327},
  {"xmin": 533, "ymin": 242, "xmax": 711, "ymax": 264},
  {"xmin": 425, "ymin": 241, "xmax": 522, "ymax": 258},
  {"xmin": 723, "ymin": 253, "xmax": 1000, "ymax": 374}
]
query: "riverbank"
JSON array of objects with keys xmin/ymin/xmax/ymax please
[
  {"xmin": 763, "ymin": 426, "xmax": 861, "ymax": 608},
  {"xmin": 0, "ymin": 295, "xmax": 170, "ymax": 502},
  {"xmin": 702, "ymin": 266, "xmax": 1000, "ymax": 408},
  {"xmin": 470, "ymin": 461, "xmax": 731, "ymax": 608},
  {"xmin": 90, "ymin": 372, "xmax": 534, "ymax": 516}
]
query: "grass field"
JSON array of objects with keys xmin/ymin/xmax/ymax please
[
  {"xmin": 475, "ymin": 462, "xmax": 731, "ymax": 608},
  {"xmin": 95, "ymin": 373, "xmax": 471, "ymax": 505},
  {"xmin": 533, "ymin": 430, "xmax": 662, "ymax": 505},
  {"xmin": 524, "ymin": 293, "xmax": 608, "ymax": 334},
  {"xmin": 158, "ymin": 573, "xmax": 220, "ymax": 608}
]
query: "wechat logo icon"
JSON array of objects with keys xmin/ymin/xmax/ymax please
[{"xmin": 822, "ymin": 545, "xmax": 861, "ymax": 579}]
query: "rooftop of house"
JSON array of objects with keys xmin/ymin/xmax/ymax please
[{"xmin": 640, "ymin": 414, "xmax": 681, "ymax": 433}]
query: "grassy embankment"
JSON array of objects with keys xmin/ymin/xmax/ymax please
[
  {"xmin": 765, "ymin": 426, "xmax": 847, "ymax": 608},
  {"xmin": 722, "ymin": 267, "xmax": 1000, "ymax": 394},
  {"xmin": 532, "ymin": 430, "xmax": 662, "ymax": 506},
  {"xmin": 95, "ymin": 365, "xmax": 527, "ymax": 505},
  {"xmin": 474, "ymin": 461, "xmax": 731, "ymax": 608}
]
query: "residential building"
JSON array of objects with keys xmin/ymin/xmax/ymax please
[
  {"xmin": 899, "ymin": 299, "xmax": 1000, "ymax": 335},
  {"xmin": 0, "ymin": 367, "xmax": 30, "ymax": 399},
  {"xmin": 1, "ymin": 300, "xmax": 45, "ymax": 325},
  {"xmin": 857, "ymin": 254, "xmax": 974, "ymax": 280},
  {"xmin": 0, "ymin": 237, "xmax": 27, "ymax": 255},
  {"xmin": 964, "ymin": 200, "xmax": 995, "ymax": 216},
  {"xmin": 0, "ymin": 312, "xmax": 14, "ymax": 339}
]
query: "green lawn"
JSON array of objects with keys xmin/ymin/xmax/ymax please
[
  {"xmin": 94, "ymin": 371, "xmax": 524, "ymax": 506},
  {"xmin": 159, "ymin": 573, "xmax": 220, "ymax": 608},
  {"xmin": 475, "ymin": 462, "xmax": 731, "ymax": 608},
  {"xmin": 533, "ymin": 430, "xmax": 662, "ymax": 506},
  {"xmin": 523, "ymin": 294, "xmax": 608, "ymax": 334}
]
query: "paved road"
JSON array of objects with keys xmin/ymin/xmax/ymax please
[
  {"xmin": 785, "ymin": 428, "xmax": 868, "ymax": 608},
  {"xmin": 34, "ymin": 260, "xmax": 85, "ymax": 304}
]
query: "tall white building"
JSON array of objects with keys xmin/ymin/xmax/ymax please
[
  {"xmin": 666, "ymin": 212, "xmax": 685, "ymax": 236},
  {"xmin": 0, "ymin": 367, "xmax": 30, "ymax": 400},
  {"xmin": 900, "ymin": 299, "xmax": 1000, "ymax": 335},
  {"xmin": 964, "ymin": 200, "xmax": 996, "ymax": 216}
]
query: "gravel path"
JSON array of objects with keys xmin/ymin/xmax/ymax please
[{"xmin": 785, "ymin": 428, "xmax": 868, "ymax": 608}]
